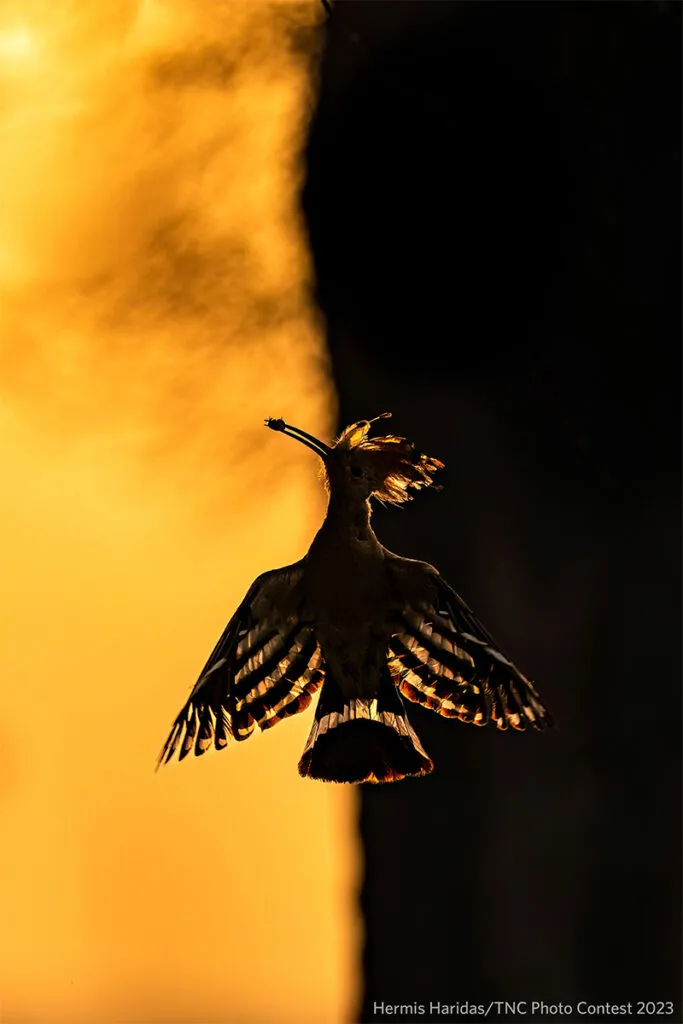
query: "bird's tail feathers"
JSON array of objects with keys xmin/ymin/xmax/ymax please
[{"xmin": 298, "ymin": 664, "xmax": 433, "ymax": 784}]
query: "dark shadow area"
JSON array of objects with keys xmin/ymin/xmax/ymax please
[{"xmin": 301, "ymin": 3, "xmax": 681, "ymax": 1022}]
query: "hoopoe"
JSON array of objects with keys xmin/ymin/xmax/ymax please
[{"xmin": 157, "ymin": 414, "xmax": 553, "ymax": 783}]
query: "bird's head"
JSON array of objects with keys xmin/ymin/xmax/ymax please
[{"xmin": 265, "ymin": 413, "xmax": 444, "ymax": 505}]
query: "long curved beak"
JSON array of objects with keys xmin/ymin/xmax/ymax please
[{"xmin": 265, "ymin": 418, "xmax": 331, "ymax": 459}]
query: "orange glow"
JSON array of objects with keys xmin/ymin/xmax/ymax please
[{"xmin": 0, "ymin": 2, "xmax": 358, "ymax": 1021}]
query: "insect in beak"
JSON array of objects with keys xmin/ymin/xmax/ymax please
[{"xmin": 265, "ymin": 417, "xmax": 332, "ymax": 459}]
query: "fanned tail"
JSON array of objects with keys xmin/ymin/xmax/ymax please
[{"xmin": 298, "ymin": 664, "xmax": 433, "ymax": 784}]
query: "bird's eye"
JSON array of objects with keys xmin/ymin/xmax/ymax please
[{"xmin": 350, "ymin": 465, "xmax": 363, "ymax": 478}]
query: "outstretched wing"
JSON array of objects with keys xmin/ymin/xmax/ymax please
[
  {"xmin": 156, "ymin": 559, "xmax": 324, "ymax": 768},
  {"xmin": 388, "ymin": 573, "xmax": 553, "ymax": 731}
]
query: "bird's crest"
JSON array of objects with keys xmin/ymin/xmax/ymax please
[{"xmin": 333, "ymin": 413, "xmax": 444, "ymax": 505}]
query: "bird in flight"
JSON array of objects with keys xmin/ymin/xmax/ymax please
[{"xmin": 157, "ymin": 414, "xmax": 553, "ymax": 783}]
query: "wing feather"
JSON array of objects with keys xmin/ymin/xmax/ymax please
[
  {"xmin": 156, "ymin": 559, "xmax": 322, "ymax": 768},
  {"xmin": 389, "ymin": 573, "xmax": 553, "ymax": 731}
]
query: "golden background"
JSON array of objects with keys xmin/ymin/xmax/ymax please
[{"xmin": 0, "ymin": 2, "xmax": 356, "ymax": 1021}]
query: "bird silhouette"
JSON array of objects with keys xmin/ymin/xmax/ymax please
[{"xmin": 157, "ymin": 414, "xmax": 553, "ymax": 783}]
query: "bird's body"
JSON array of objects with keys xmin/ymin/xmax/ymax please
[
  {"xmin": 306, "ymin": 495, "xmax": 396, "ymax": 699},
  {"xmin": 157, "ymin": 414, "xmax": 553, "ymax": 783}
]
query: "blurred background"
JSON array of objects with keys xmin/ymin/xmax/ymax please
[
  {"xmin": 0, "ymin": 2, "xmax": 680, "ymax": 1023},
  {"xmin": 304, "ymin": 2, "xmax": 681, "ymax": 1022},
  {"xmin": 0, "ymin": 2, "xmax": 355, "ymax": 1022}
]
